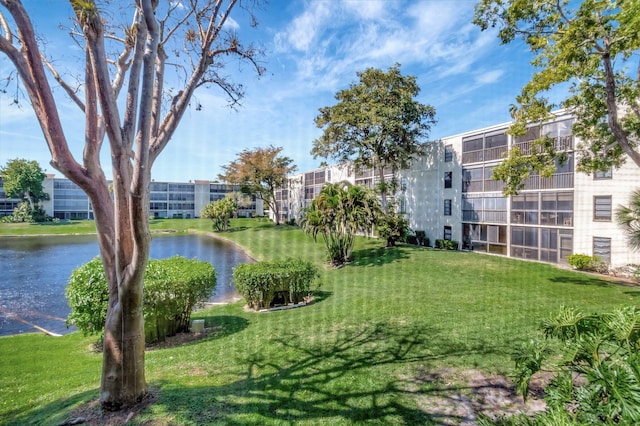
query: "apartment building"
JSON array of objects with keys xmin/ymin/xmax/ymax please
[
  {"xmin": 0, "ymin": 178, "xmax": 21, "ymax": 216},
  {"xmin": 274, "ymin": 163, "xmax": 352, "ymax": 224},
  {"xmin": 278, "ymin": 111, "xmax": 640, "ymax": 269},
  {"xmin": 401, "ymin": 111, "xmax": 640, "ymax": 268},
  {"xmin": 1, "ymin": 177, "xmax": 263, "ymax": 220}
]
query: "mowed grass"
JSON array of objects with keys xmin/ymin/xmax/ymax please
[{"xmin": 1, "ymin": 218, "xmax": 639, "ymax": 424}]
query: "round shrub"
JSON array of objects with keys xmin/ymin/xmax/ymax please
[
  {"xmin": 66, "ymin": 255, "xmax": 216, "ymax": 343},
  {"xmin": 568, "ymin": 253, "xmax": 609, "ymax": 273},
  {"xmin": 65, "ymin": 257, "xmax": 109, "ymax": 339}
]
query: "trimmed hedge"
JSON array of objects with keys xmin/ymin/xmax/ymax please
[
  {"xmin": 66, "ymin": 255, "xmax": 216, "ymax": 343},
  {"xmin": 435, "ymin": 239, "xmax": 458, "ymax": 250},
  {"xmin": 144, "ymin": 256, "xmax": 216, "ymax": 343},
  {"xmin": 233, "ymin": 258, "xmax": 320, "ymax": 310}
]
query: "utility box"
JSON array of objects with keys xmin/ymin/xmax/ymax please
[{"xmin": 191, "ymin": 319, "xmax": 205, "ymax": 334}]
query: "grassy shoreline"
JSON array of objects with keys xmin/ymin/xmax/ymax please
[{"xmin": 1, "ymin": 218, "xmax": 638, "ymax": 424}]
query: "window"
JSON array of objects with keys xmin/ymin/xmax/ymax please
[
  {"xmin": 594, "ymin": 168, "xmax": 612, "ymax": 180},
  {"xmin": 593, "ymin": 237, "xmax": 611, "ymax": 264},
  {"xmin": 462, "ymin": 167, "xmax": 482, "ymax": 192},
  {"xmin": 444, "ymin": 226, "xmax": 452, "ymax": 240},
  {"xmin": 444, "ymin": 145, "xmax": 454, "ymax": 162},
  {"xmin": 444, "ymin": 199, "xmax": 452, "ymax": 216},
  {"xmin": 593, "ymin": 196, "xmax": 612, "ymax": 221},
  {"xmin": 444, "ymin": 172, "xmax": 452, "ymax": 189}
]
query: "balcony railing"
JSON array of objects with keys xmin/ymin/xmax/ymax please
[
  {"xmin": 462, "ymin": 210, "xmax": 507, "ymax": 223},
  {"xmin": 523, "ymin": 172, "xmax": 574, "ymax": 190},
  {"xmin": 514, "ymin": 135, "xmax": 574, "ymax": 155},
  {"xmin": 483, "ymin": 180, "xmax": 505, "ymax": 192},
  {"xmin": 462, "ymin": 150, "xmax": 483, "ymax": 164},
  {"xmin": 484, "ymin": 145, "xmax": 508, "ymax": 162}
]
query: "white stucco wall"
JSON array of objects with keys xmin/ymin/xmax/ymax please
[
  {"xmin": 400, "ymin": 139, "xmax": 463, "ymax": 246},
  {"xmin": 573, "ymin": 158, "xmax": 640, "ymax": 268}
]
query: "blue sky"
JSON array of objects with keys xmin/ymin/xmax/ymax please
[{"xmin": 0, "ymin": 0, "xmax": 540, "ymax": 182}]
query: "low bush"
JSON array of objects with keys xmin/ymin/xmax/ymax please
[
  {"xmin": 414, "ymin": 230, "xmax": 428, "ymax": 247},
  {"xmin": 435, "ymin": 239, "xmax": 458, "ymax": 250},
  {"xmin": 66, "ymin": 256, "xmax": 216, "ymax": 344},
  {"xmin": 480, "ymin": 306, "xmax": 640, "ymax": 425},
  {"xmin": 568, "ymin": 253, "xmax": 608, "ymax": 273},
  {"xmin": 65, "ymin": 257, "xmax": 109, "ymax": 339},
  {"xmin": 233, "ymin": 258, "xmax": 320, "ymax": 310},
  {"xmin": 377, "ymin": 211, "xmax": 409, "ymax": 247}
]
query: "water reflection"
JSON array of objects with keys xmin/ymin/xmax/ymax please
[{"xmin": 0, "ymin": 233, "xmax": 251, "ymax": 336}]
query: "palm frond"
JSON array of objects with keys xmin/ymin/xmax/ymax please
[{"xmin": 541, "ymin": 306, "xmax": 589, "ymax": 341}]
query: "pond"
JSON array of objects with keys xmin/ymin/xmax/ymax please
[{"xmin": 0, "ymin": 233, "xmax": 252, "ymax": 336}]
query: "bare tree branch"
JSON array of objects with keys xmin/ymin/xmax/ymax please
[{"xmin": 41, "ymin": 54, "xmax": 85, "ymax": 112}]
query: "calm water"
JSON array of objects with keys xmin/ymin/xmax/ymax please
[{"xmin": 0, "ymin": 233, "xmax": 252, "ymax": 336}]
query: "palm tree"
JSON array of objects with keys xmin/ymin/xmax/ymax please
[
  {"xmin": 300, "ymin": 181, "xmax": 380, "ymax": 266},
  {"xmin": 616, "ymin": 189, "xmax": 640, "ymax": 251}
]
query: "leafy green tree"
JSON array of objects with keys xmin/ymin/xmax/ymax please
[
  {"xmin": 0, "ymin": 0, "xmax": 262, "ymax": 409},
  {"xmin": 226, "ymin": 191, "xmax": 253, "ymax": 218},
  {"xmin": 218, "ymin": 145, "xmax": 296, "ymax": 224},
  {"xmin": 0, "ymin": 158, "xmax": 48, "ymax": 220},
  {"xmin": 474, "ymin": 0, "xmax": 640, "ymax": 195},
  {"xmin": 201, "ymin": 197, "xmax": 238, "ymax": 232},
  {"xmin": 377, "ymin": 208, "xmax": 409, "ymax": 248},
  {"xmin": 616, "ymin": 189, "xmax": 640, "ymax": 251},
  {"xmin": 300, "ymin": 181, "xmax": 380, "ymax": 266},
  {"xmin": 312, "ymin": 64, "xmax": 436, "ymax": 212}
]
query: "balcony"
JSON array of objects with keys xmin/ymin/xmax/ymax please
[
  {"xmin": 462, "ymin": 150, "xmax": 483, "ymax": 164},
  {"xmin": 523, "ymin": 172, "xmax": 574, "ymax": 190},
  {"xmin": 514, "ymin": 135, "xmax": 574, "ymax": 155}
]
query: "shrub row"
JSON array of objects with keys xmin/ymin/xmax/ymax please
[
  {"xmin": 567, "ymin": 253, "xmax": 609, "ymax": 273},
  {"xmin": 233, "ymin": 258, "xmax": 320, "ymax": 310},
  {"xmin": 434, "ymin": 239, "xmax": 459, "ymax": 250},
  {"xmin": 66, "ymin": 255, "xmax": 216, "ymax": 344},
  {"xmin": 406, "ymin": 230, "xmax": 430, "ymax": 247}
]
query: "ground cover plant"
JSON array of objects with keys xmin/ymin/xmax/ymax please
[{"xmin": 1, "ymin": 219, "xmax": 639, "ymax": 424}]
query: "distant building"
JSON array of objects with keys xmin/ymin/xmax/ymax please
[
  {"xmin": 273, "ymin": 163, "xmax": 353, "ymax": 224},
  {"xmin": 0, "ymin": 177, "xmax": 264, "ymax": 220},
  {"xmin": 0, "ymin": 177, "xmax": 21, "ymax": 217}
]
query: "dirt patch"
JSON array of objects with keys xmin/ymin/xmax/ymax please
[
  {"xmin": 64, "ymin": 388, "xmax": 158, "ymax": 426},
  {"xmin": 405, "ymin": 368, "xmax": 549, "ymax": 425},
  {"xmin": 144, "ymin": 329, "xmax": 212, "ymax": 351}
]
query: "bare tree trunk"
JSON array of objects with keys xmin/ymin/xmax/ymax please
[{"xmin": 100, "ymin": 274, "xmax": 147, "ymax": 409}]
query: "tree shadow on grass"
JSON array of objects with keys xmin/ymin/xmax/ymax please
[
  {"xmin": 548, "ymin": 274, "xmax": 617, "ymax": 288},
  {"xmin": 227, "ymin": 226, "xmax": 249, "ymax": 233},
  {"xmin": 349, "ymin": 244, "xmax": 412, "ymax": 267},
  {"xmin": 202, "ymin": 315, "xmax": 250, "ymax": 339},
  {"xmin": 549, "ymin": 274, "xmax": 640, "ymax": 296},
  {"xmin": 309, "ymin": 289, "xmax": 332, "ymax": 305},
  {"xmin": 145, "ymin": 316, "xmax": 250, "ymax": 351},
  {"xmin": 12, "ymin": 321, "xmax": 512, "ymax": 425},
  {"xmin": 140, "ymin": 322, "xmax": 508, "ymax": 425}
]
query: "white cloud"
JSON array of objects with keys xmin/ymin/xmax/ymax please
[
  {"xmin": 223, "ymin": 16, "xmax": 240, "ymax": 31},
  {"xmin": 342, "ymin": 0, "xmax": 390, "ymax": 20},
  {"xmin": 275, "ymin": 1, "xmax": 333, "ymax": 52},
  {"xmin": 475, "ymin": 69, "xmax": 504, "ymax": 85}
]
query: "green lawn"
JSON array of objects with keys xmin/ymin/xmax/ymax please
[{"xmin": 1, "ymin": 218, "xmax": 638, "ymax": 424}]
